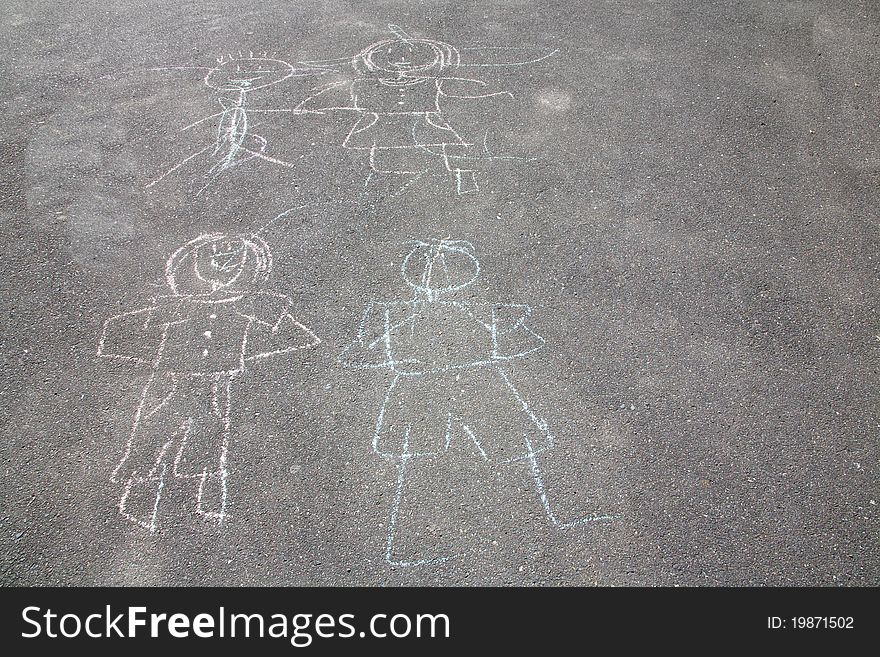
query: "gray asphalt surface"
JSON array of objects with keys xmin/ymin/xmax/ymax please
[{"xmin": 1, "ymin": 0, "xmax": 878, "ymax": 586}]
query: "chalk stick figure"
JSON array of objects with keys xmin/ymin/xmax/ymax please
[
  {"xmin": 338, "ymin": 239, "xmax": 611, "ymax": 565},
  {"xmin": 295, "ymin": 25, "xmax": 557, "ymax": 196},
  {"xmin": 98, "ymin": 234, "xmax": 320, "ymax": 532},
  {"xmin": 147, "ymin": 53, "xmax": 322, "ymax": 195}
]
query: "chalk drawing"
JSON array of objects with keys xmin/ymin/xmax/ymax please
[
  {"xmin": 338, "ymin": 239, "xmax": 612, "ymax": 566},
  {"xmin": 294, "ymin": 24, "xmax": 558, "ymax": 196},
  {"xmin": 146, "ymin": 53, "xmax": 324, "ymax": 195},
  {"xmin": 98, "ymin": 233, "xmax": 320, "ymax": 532}
]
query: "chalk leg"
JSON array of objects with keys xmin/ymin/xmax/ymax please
[
  {"xmin": 364, "ymin": 146, "xmax": 431, "ymax": 196},
  {"xmin": 113, "ymin": 373, "xmax": 178, "ymax": 484},
  {"xmin": 384, "ymin": 450, "xmax": 489, "ymax": 567},
  {"xmin": 454, "ymin": 169, "xmax": 479, "ymax": 194},
  {"xmin": 173, "ymin": 374, "xmax": 229, "ymax": 474},
  {"xmin": 374, "ymin": 374, "xmax": 455, "ymax": 458},
  {"xmin": 118, "ymin": 465, "xmax": 167, "ymax": 533},
  {"xmin": 196, "ymin": 470, "xmax": 228, "ymax": 523},
  {"xmin": 369, "ymin": 143, "xmax": 433, "ymax": 174},
  {"xmin": 454, "ymin": 369, "xmax": 553, "ymax": 463},
  {"xmin": 365, "ymin": 169, "xmax": 426, "ymax": 196},
  {"xmin": 521, "ymin": 437, "xmax": 613, "ymax": 529}
]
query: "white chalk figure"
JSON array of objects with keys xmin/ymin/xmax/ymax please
[
  {"xmin": 98, "ymin": 234, "xmax": 320, "ymax": 532},
  {"xmin": 147, "ymin": 53, "xmax": 323, "ymax": 195},
  {"xmin": 338, "ymin": 239, "xmax": 611, "ymax": 565},
  {"xmin": 294, "ymin": 24, "xmax": 558, "ymax": 196}
]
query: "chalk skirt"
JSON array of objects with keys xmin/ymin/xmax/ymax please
[
  {"xmin": 374, "ymin": 367, "xmax": 552, "ymax": 462},
  {"xmin": 343, "ymin": 112, "xmax": 466, "ymax": 150}
]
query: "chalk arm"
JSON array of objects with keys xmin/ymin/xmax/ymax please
[{"xmin": 97, "ymin": 306, "xmax": 160, "ymax": 365}]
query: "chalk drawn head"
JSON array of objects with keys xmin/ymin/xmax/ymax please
[
  {"xmin": 354, "ymin": 25, "xmax": 459, "ymax": 77},
  {"xmin": 401, "ymin": 239, "xmax": 479, "ymax": 299},
  {"xmin": 205, "ymin": 55, "xmax": 296, "ymax": 92},
  {"xmin": 165, "ymin": 234, "xmax": 272, "ymax": 295}
]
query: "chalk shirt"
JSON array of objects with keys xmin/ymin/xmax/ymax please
[
  {"xmin": 342, "ymin": 301, "xmax": 544, "ymax": 373},
  {"xmin": 144, "ymin": 292, "xmax": 293, "ymax": 374},
  {"xmin": 340, "ymin": 300, "xmax": 550, "ymax": 460},
  {"xmin": 353, "ymin": 77, "xmax": 442, "ymax": 114},
  {"xmin": 299, "ymin": 77, "xmax": 465, "ymax": 150}
]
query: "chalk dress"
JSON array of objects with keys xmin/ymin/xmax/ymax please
[
  {"xmin": 346, "ymin": 78, "xmax": 466, "ymax": 151},
  {"xmin": 299, "ymin": 76, "xmax": 467, "ymax": 153},
  {"xmin": 338, "ymin": 299, "xmax": 550, "ymax": 462}
]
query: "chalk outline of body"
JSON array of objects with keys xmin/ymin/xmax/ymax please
[
  {"xmin": 294, "ymin": 25, "xmax": 557, "ymax": 196},
  {"xmin": 147, "ymin": 53, "xmax": 324, "ymax": 195},
  {"xmin": 338, "ymin": 239, "xmax": 613, "ymax": 566},
  {"xmin": 98, "ymin": 234, "xmax": 321, "ymax": 532}
]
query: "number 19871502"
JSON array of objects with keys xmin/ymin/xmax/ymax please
[{"xmin": 768, "ymin": 617, "xmax": 853, "ymax": 629}]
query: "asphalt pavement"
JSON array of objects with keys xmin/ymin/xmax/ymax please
[{"xmin": 0, "ymin": 0, "xmax": 878, "ymax": 585}]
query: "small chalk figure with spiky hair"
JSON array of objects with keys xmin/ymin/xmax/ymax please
[
  {"xmin": 338, "ymin": 239, "xmax": 612, "ymax": 566},
  {"xmin": 147, "ymin": 52, "xmax": 323, "ymax": 196},
  {"xmin": 293, "ymin": 24, "xmax": 558, "ymax": 196},
  {"xmin": 98, "ymin": 234, "xmax": 320, "ymax": 532}
]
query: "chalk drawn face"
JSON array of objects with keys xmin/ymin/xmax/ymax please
[
  {"xmin": 205, "ymin": 57, "xmax": 295, "ymax": 91},
  {"xmin": 356, "ymin": 38, "xmax": 458, "ymax": 77},
  {"xmin": 368, "ymin": 41, "xmax": 441, "ymax": 73},
  {"xmin": 194, "ymin": 238, "xmax": 249, "ymax": 290},
  {"xmin": 401, "ymin": 240, "xmax": 479, "ymax": 297},
  {"xmin": 166, "ymin": 234, "xmax": 272, "ymax": 296}
]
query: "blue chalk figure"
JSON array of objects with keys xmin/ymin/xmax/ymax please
[
  {"xmin": 98, "ymin": 234, "xmax": 320, "ymax": 532},
  {"xmin": 338, "ymin": 239, "xmax": 612, "ymax": 565}
]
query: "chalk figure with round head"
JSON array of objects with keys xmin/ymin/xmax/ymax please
[
  {"xmin": 147, "ymin": 52, "xmax": 318, "ymax": 195},
  {"xmin": 296, "ymin": 24, "xmax": 526, "ymax": 196},
  {"xmin": 338, "ymin": 238, "xmax": 611, "ymax": 566},
  {"xmin": 165, "ymin": 233, "xmax": 272, "ymax": 296},
  {"xmin": 97, "ymin": 232, "xmax": 320, "ymax": 534},
  {"xmin": 354, "ymin": 32, "xmax": 459, "ymax": 79},
  {"xmin": 205, "ymin": 55, "xmax": 297, "ymax": 92}
]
